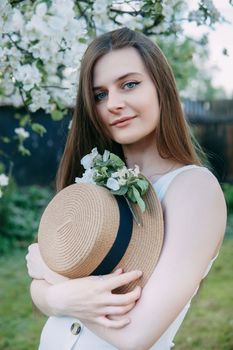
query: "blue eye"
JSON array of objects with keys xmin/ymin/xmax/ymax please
[
  {"xmin": 124, "ymin": 81, "xmax": 140, "ymax": 89},
  {"xmin": 94, "ymin": 91, "xmax": 107, "ymax": 102}
]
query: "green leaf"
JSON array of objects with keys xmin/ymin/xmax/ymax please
[
  {"xmin": 111, "ymin": 186, "xmax": 128, "ymax": 196},
  {"xmin": 136, "ymin": 178, "xmax": 149, "ymax": 195},
  {"xmin": 127, "ymin": 187, "xmax": 137, "ymax": 203},
  {"xmin": 132, "ymin": 185, "xmax": 146, "ymax": 213},
  {"xmin": 100, "ymin": 166, "xmax": 108, "ymax": 176},
  {"xmin": 19, "ymin": 114, "xmax": 31, "ymax": 127},
  {"xmin": 1, "ymin": 137, "xmax": 11, "ymax": 144},
  {"xmin": 31, "ymin": 123, "xmax": 47, "ymax": 137},
  {"xmin": 18, "ymin": 144, "xmax": 31, "ymax": 156},
  {"xmin": 109, "ymin": 153, "xmax": 125, "ymax": 168},
  {"xmin": 51, "ymin": 110, "xmax": 64, "ymax": 121}
]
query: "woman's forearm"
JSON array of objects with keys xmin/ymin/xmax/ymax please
[{"xmin": 30, "ymin": 279, "xmax": 55, "ymax": 317}]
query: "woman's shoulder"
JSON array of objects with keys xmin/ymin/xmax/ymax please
[
  {"xmin": 163, "ymin": 165, "xmax": 227, "ymax": 250},
  {"xmin": 167, "ymin": 165, "xmax": 223, "ymax": 200}
]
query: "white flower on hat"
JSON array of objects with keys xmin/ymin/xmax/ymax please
[
  {"xmin": 112, "ymin": 166, "xmax": 128, "ymax": 179},
  {"xmin": 81, "ymin": 147, "xmax": 99, "ymax": 170},
  {"xmin": 106, "ymin": 177, "xmax": 120, "ymax": 191},
  {"xmin": 103, "ymin": 150, "xmax": 110, "ymax": 162},
  {"xmin": 75, "ymin": 168, "xmax": 96, "ymax": 185},
  {"xmin": 0, "ymin": 173, "xmax": 9, "ymax": 187},
  {"xmin": 74, "ymin": 148, "xmax": 150, "ymax": 213}
]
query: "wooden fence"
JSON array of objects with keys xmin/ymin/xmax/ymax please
[{"xmin": 183, "ymin": 99, "xmax": 233, "ymax": 183}]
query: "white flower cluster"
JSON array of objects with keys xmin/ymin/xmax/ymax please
[
  {"xmin": 93, "ymin": 0, "xmax": 118, "ymax": 35},
  {"xmin": 74, "ymin": 148, "xmax": 149, "ymax": 213},
  {"xmin": 0, "ymin": 0, "xmax": 224, "ymax": 116},
  {"xmin": 75, "ymin": 148, "xmax": 108, "ymax": 185},
  {"xmin": 0, "ymin": 173, "xmax": 9, "ymax": 198},
  {"xmin": 0, "ymin": 0, "xmax": 88, "ymax": 112},
  {"xmin": 15, "ymin": 127, "xmax": 30, "ymax": 139},
  {"xmin": 109, "ymin": 165, "xmax": 140, "ymax": 190},
  {"xmin": 188, "ymin": 0, "xmax": 220, "ymax": 26},
  {"xmin": 75, "ymin": 147, "xmax": 140, "ymax": 191},
  {"xmin": 0, "ymin": 0, "xmax": 13, "ymax": 33}
]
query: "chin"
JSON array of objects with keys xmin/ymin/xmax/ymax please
[{"xmin": 113, "ymin": 136, "xmax": 143, "ymax": 145}]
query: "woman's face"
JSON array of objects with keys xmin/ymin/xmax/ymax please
[{"xmin": 92, "ymin": 47, "xmax": 160, "ymax": 145}]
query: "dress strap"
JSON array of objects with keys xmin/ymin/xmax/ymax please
[{"xmin": 152, "ymin": 165, "xmax": 210, "ymax": 202}]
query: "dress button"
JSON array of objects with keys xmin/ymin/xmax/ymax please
[{"xmin": 70, "ymin": 322, "xmax": 82, "ymax": 335}]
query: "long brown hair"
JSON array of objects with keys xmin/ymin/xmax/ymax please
[{"xmin": 56, "ymin": 27, "xmax": 205, "ymax": 191}]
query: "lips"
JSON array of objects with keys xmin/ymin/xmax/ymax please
[{"xmin": 111, "ymin": 116, "xmax": 136, "ymax": 126}]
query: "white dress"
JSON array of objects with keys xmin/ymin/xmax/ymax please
[{"xmin": 38, "ymin": 165, "xmax": 219, "ymax": 350}]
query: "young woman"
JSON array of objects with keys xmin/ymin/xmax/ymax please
[{"xmin": 26, "ymin": 27, "xmax": 227, "ymax": 350}]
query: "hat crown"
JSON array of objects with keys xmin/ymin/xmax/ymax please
[{"xmin": 38, "ymin": 183, "xmax": 119, "ymax": 276}]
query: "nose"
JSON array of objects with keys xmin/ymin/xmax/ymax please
[{"xmin": 106, "ymin": 90, "xmax": 125, "ymax": 113}]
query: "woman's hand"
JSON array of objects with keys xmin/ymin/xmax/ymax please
[
  {"xmin": 26, "ymin": 243, "xmax": 69, "ymax": 284},
  {"xmin": 46, "ymin": 269, "xmax": 142, "ymax": 328},
  {"xmin": 27, "ymin": 243, "xmax": 142, "ymax": 327}
]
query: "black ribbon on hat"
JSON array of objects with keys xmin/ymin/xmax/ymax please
[{"xmin": 91, "ymin": 195, "xmax": 133, "ymax": 276}]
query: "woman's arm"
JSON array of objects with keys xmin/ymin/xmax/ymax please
[
  {"xmin": 75, "ymin": 168, "xmax": 227, "ymax": 350},
  {"xmin": 27, "ymin": 246, "xmax": 143, "ymax": 327}
]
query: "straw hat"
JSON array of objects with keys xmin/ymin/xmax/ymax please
[{"xmin": 38, "ymin": 181, "xmax": 164, "ymax": 293}]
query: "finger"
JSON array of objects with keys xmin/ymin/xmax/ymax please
[
  {"xmin": 106, "ymin": 270, "xmax": 142, "ymax": 291},
  {"xmin": 104, "ymin": 302, "xmax": 135, "ymax": 316},
  {"xmin": 107, "ymin": 285, "xmax": 142, "ymax": 306},
  {"xmin": 97, "ymin": 316, "xmax": 130, "ymax": 329}
]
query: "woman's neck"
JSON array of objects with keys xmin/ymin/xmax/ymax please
[{"xmin": 122, "ymin": 136, "xmax": 183, "ymax": 181}]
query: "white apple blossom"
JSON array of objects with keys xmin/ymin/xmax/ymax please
[
  {"xmin": 81, "ymin": 147, "xmax": 99, "ymax": 170},
  {"xmin": 29, "ymin": 89, "xmax": 50, "ymax": 112},
  {"xmin": 14, "ymin": 64, "xmax": 41, "ymax": 91},
  {"xmin": 51, "ymin": 0, "xmax": 74, "ymax": 18},
  {"xmin": 106, "ymin": 177, "xmax": 120, "ymax": 191},
  {"xmin": 0, "ymin": 0, "xmax": 13, "ymax": 33},
  {"xmin": 15, "ymin": 127, "xmax": 30, "ymax": 139},
  {"xmin": 103, "ymin": 150, "xmax": 110, "ymax": 162},
  {"xmin": 11, "ymin": 9, "xmax": 24, "ymax": 32},
  {"xmin": 35, "ymin": 2, "xmax": 48, "ymax": 17},
  {"xmin": 0, "ymin": 0, "xmax": 226, "ymax": 143},
  {"xmin": 0, "ymin": 174, "xmax": 9, "ymax": 187},
  {"xmin": 75, "ymin": 168, "xmax": 96, "ymax": 185},
  {"xmin": 112, "ymin": 166, "xmax": 128, "ymax": 179}
]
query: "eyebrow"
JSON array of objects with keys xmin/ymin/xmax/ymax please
[{"xmin": 93, "ymin": 72, "xmax": 143, "ymax": 91}]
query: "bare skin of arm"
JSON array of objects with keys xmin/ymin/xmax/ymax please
[{"xmin": 29, "ymin": 266, "xmax": 143, "ymax": 328}]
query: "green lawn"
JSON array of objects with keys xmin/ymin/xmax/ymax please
[{"xmin": 0, "ymin": 219, "xmax": 232, "ymax": 350}]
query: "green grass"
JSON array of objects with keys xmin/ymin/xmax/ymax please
[
  {"xmin": 0, "ymin": 216, "xmax": 232, "ymax": 350},
  {"xmin": 175, "ymin": 237, "xmax": 233, "ymax": 350},
  {"xmin": 0, "ymin": 249, "xmax": 46, "ymax": 350}
]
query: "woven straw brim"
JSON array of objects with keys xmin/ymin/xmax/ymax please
[
  {"xmin": 38, "ymin": 182, "xmax": 164, "ymax": 294},
  {"xmin": 113, "ymin": 181, "xmax": 164, "ymax": 293}
]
